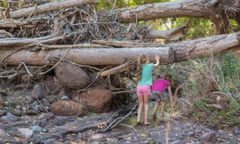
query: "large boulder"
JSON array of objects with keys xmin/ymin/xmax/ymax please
[
  {"xmin": 50, "ymin": 100, "xmax": 88, "ymax": 116},
  {"xmin": 73, "ymin": 89, "xmax": 112, "ymax": 113},
  {"xmin": 55, "ymin": 62, "xmax": 90, "ymax": 89}
]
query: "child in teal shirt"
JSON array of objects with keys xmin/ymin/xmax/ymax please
[{"xmin": 136, "ymin": 54, "xmax": 160, "ymax": 125}]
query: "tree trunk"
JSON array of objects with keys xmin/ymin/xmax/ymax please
[
  {"xmin": 0, "ymin": 32, "xmax": 239, "ymax": 66},
  {"xmin": 0, "ymin": 47, "xmax": 173, "ymax": 65},
  {"xmin": 116, "ymin": 0, "xmax": 208, "ymax": 23},
  {"xmin": 115, "ymin": 0, "xmax": 238, "ymax": 34}
]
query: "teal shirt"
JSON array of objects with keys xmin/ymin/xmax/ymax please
[{"xmin": 137, "ymin": 63, "xmax": 154, "ymax": 86}]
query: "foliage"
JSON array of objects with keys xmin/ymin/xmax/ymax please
[{"xmin": 174, "ymin": 54, "xmax": 240, "ymax": 129}]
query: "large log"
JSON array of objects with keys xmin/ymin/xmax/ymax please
[
  {"xmin": 170, "ymin": 32, "xmax": 240, "ymax": 61},
  {"xmin": 0, "ymin": 47, "xmax": 174, "ymax": 65},
  {"xmin": 0, "ymin": 32, "xmax": 239, "ymax": 66},
  {"xmin": 115, "ymin": 0, "xmax": 237, "ymax": 34},
  {"xmin": 9, "ymin": 0, "xmax": 98, "ymax": 19},
  {"xmin": 117, "ymin": 0, "xmax": 208, "ymax": 23}
]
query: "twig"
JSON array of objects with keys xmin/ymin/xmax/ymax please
[
  {"xmin": 100, "ymin": 62, "xmax": 129, "ymax": 77},
  {"xmin": 119, "ymin": 123, "xmax": 137, "ymax": 132},
  {"xmin": 98, "ymin": 103, "xmax": 137, "ymax": 132},
  {"xmin": 21, "ymin": 62, "xmax": 33, "ymax": 77},
  {"xmin": 39, "ymin": 49, "xmax": 70, "ymax": 75}
]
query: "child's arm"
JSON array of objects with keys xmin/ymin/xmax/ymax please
[{"xmin": 153, "ymin": 55, "xmax": 160, "ymax": 67}]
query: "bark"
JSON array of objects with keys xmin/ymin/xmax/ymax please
[
  {"xmin": 0, "ymin": 19, "xmax": 30, "ymax": 28},
  {"xmin": 0, "ymin": 32, "xmax": 239, "ymax": 66},
  {"xmin": 170, "ymin": 32, "xmax": 240, "ymax": 61},
  {"xmin": 9, "ymin": 0, "xmax": 98, "ymax": 19},
  {"xmin": 0, "ymin": 47, "xmax": 174, "ymax": 65},
  {"xmin": 116, "ymin": 0, "xmax": 209, "ymax": 23},
  {"xmin": 115, "ymin": 0, "xmax": 239, "ymax": 34},
  {"xmin": 0, "ymin": 35, "xmax": 63, "ymax": 48},
  {"xmin": 146, "ymin": 23, "xmax": 188, "ymax": 40},
  {"xmin": 100, "ymin": 62, "xmax": 129, "ymax": 77}
]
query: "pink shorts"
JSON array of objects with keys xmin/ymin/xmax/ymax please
[{"xmin": 137, "ymin": 85, "xmax": 151, "ymax": 96}]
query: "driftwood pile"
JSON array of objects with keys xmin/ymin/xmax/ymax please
[{"xmin": 0, "ymin": 0, "xmax": 164, "ymax": 121}]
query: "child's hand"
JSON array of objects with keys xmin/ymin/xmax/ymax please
[{"xmin": 155, "ymin": 55, "xmax": 160, "ymax": 60}]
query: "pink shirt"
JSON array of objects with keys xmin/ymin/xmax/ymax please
[{"xmin": 152, "ymin": 79, "xmax": 170, "ymax": 92}]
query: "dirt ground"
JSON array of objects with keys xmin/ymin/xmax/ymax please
[{"xmin": 1, "ymin": 90, "xmax": 240, "ymax": 144}]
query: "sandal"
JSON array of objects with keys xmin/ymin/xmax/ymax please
[{"xmin": 144, "ymin": 122, "xmax": 151, "ymax": 126}]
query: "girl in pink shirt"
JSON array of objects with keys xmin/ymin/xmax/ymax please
[{"xmin": 152, "ymin": 74, "xmax": 173, "ymax": 120}]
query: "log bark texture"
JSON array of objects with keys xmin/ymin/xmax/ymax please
[
  {"xmin": 0, "ymin": 47, "xmax": 173, "ymax": 65},
  {"xmin": 10, "ymin": 0, "xmax": 98, "ymax": 19},
  {"xmin": 0, "ymin": 32, "xmax": 239, "ymax": 66},
  {"xmin": 116, "ymin": 0, "xmax": 238, "ymax": 34},
  {"xmin": 117, "ymin": 0, "xmax": 208, "ymax": 22}
]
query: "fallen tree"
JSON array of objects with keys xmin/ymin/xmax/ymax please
[{"xmin": 0, "ymin": 32, "xmax": 239, "ymax": 66}]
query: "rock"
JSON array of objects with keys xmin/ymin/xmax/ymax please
[
  {"xmin": 42, "ymin": 75, "xmax": 60, "ymax": 95},
  {"xmin": 50, "ymin": 100, "xmax": 88, "ymax": 116},
  {"xmin": 44, "ymin": 112, "xmax": 55, "ymax": 121},
  {"xmin": 73, "ymin": 88, "xmax": 112, "ymax": 113},
  {"xmin": 0, "ymin": 112, "xmax": 18, "ymax": 123},
  {"xmin": 0, "ymin": 95, "xmax": 4, "ymax": 109},
  {"xmin": 31, "ymin": 84, "xmax": 44, "ymax": 100},
  {"xmin": 233, "ymin": 127, "xmax": 240, "ymax": 135},
  {"xmin": 179, "ymin": 138, "xmax": 191, "ymax": 144},
  {"xmin": 31, "ymin": 125, "xmax": 42, "ymax": 132},
  {"xmin": 0, "ymin": 95, "xmax": 3, "ymax": 104},
  {"xmin": 0, "ymin": 110, "xmax": 6, "ymax": 116},
  {"xmin": 0, "ymin": 129, "xmax": 6, "ymax": 137},
  {"xmin": 199, "ymin": 131, "xmax": 217, "ymax": 143},
  {"xmin": 55, "ymin": 62, "xmax": 90, "ymax": 89},
  {"xmin": 17, "ymin": 128, "xmax": 33, "ymax": 139},
  {"xmin": 60, "ymin": 95, "xmax": 70, "ymax": 100}
]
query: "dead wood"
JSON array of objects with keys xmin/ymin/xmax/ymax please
[
  {"xmin": 92, "ymin": 40, "xmax": 150, "ymax": 47},
  {"xmin": 0, "ymin": 32, "xmax": 239, "ymax": 66},
  {"xmin": 97, "ymin": 103, "xmax": 137, "ymax": 133},
  {"xmin": 100, "ymin": 62, "xmax": 130, "ymax": 77},
  {"xmin": 116, "ymin": 0, "xmax": 208, "ymax": 23},
  {"xmin": 115, "ymin": 0, "xmax": 240, "ymax": 34},
  {"xmin": 0, "ymin": 47, "xmax": 173, "ymax": 65},
  {"xmin": 0, "ymin": 35, "xmax": 63, "ymax": 48},
  {"xmin": 0, "ymin": 30, "xmax": 13, "ymax": 38},
  {"xmin": 38, "ymin": 43, "xmax": 109, "ymax": 50},
  {"xmin": 9, "ymin": 0, "xmax": 98, "ymax": 19},
  {"xmin": 146, "ymin": 23, "xmax": 188, "ymax": 40},
  {"xmin": 0, "ymin": 19, "xmax": 31, "ymax": 28}
]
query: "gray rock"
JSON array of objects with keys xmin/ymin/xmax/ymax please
[
  {"xmin": 31, "ymin": 125, "xmax": 42, "ymax": 132},
  {"xmin": 199, "ymin": 131, "xmax": 217, "ymax": 144},
  {"xmin": 233, "ymin": 127, "xmax": 240, "ymax": 135},
  {"xmin": 17, "ymin": 128, "xmax": 33, "ymax": 139},
  {"xmin": 0, "ymin": 129, "xmax": 6, "ymax": 137}
]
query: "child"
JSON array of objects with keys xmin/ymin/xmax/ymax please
[
  {"xmin": 136, "ymin": 54, "xmax": 160, "ymax": 125},
  {"xmin": 152, "ymin": 74, "xmax": 173, "ymax": 120}
]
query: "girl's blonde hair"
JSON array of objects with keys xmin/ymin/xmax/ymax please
[{"xmin": 136, "ymin": 55, "xmax": 149, "ymax": 82}]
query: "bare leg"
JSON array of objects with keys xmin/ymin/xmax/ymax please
[
  {"xmin": 137, "ymin": 96, "xmax": 144, "ymax": 123},
  {"xmin": 160, "ymin": 101, "xmax": 166, "ymax": 117},
  {"xmin": 152, "ymin": 101, "xmax": 160, "ymax": 120},
  {"xmin": 143, "ymin": 95, "xmax": 150, "ymax": 125}
]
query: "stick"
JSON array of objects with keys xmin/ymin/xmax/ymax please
[{"xmin": 100, "ymin": 62, "xmax": 129, "ymax": 77}]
